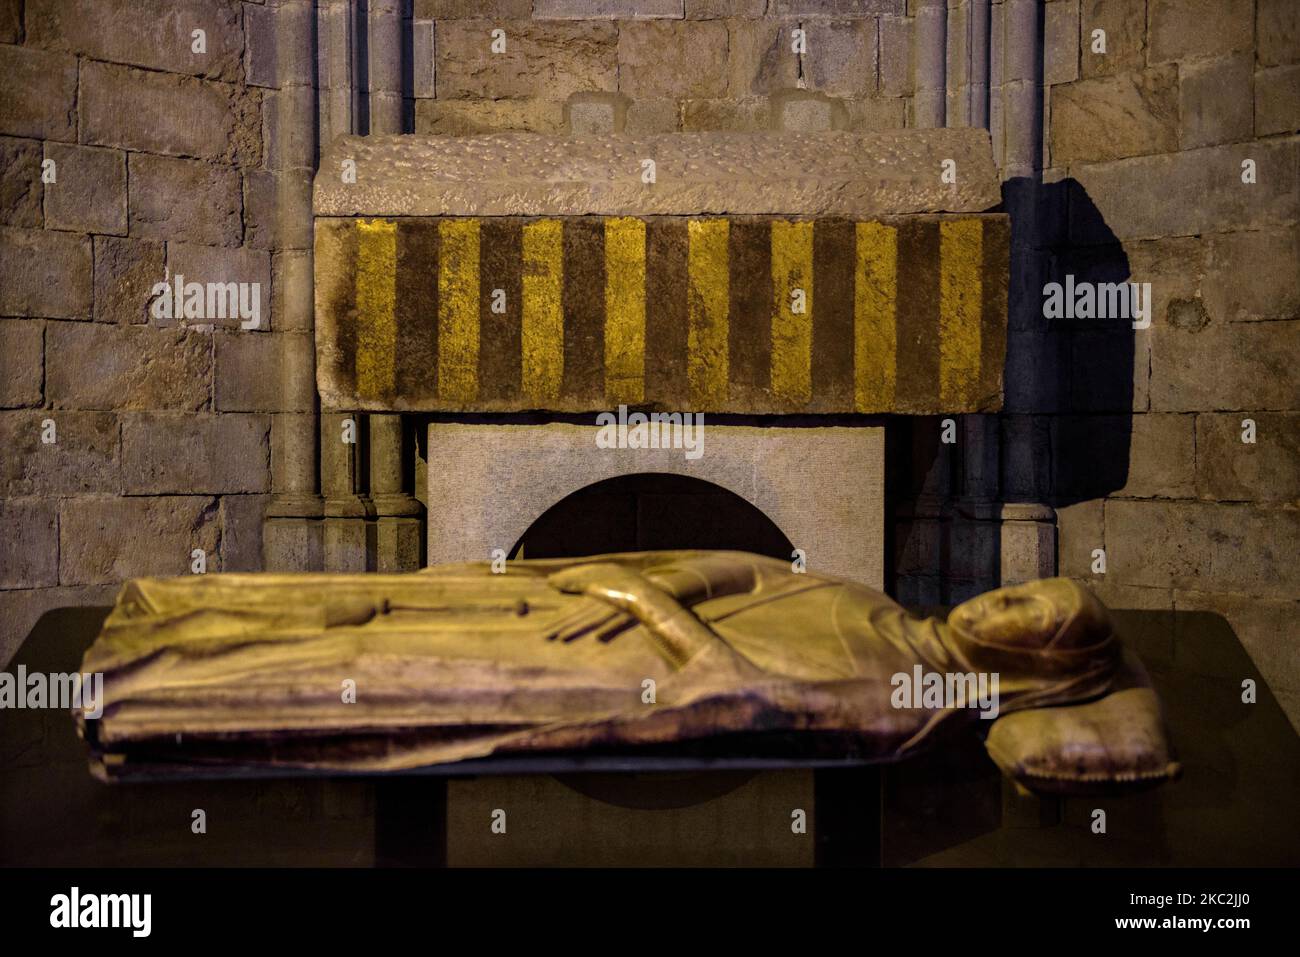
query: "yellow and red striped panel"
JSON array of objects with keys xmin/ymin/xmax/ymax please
[{"xmin": 315, "ymin": 214, "xmax": 1008, "ymax": 414}]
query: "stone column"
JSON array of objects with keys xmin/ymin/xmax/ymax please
[
  {"xmin": 914, "ymin": 0, "xmax": 948, "ymax": 128},
  {"xmin": 263, "ymin": 0, "xmax": 324, "ymax": 571},
  {"xmin": 366, "ymin": 0, "xmax": 424, "ymax": 571},
  {"xmin": 998, "ymin": 0, "xmax": 1057, "ymax": 582},
  {"xmin": 316, "ymin": 0, "xmax": 373, "ymax": 571}
]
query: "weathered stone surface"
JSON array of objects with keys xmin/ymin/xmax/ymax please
[
  {"xmin": 0, "ymin": 0, "xmax": 20, "ymax": 41},
  {"xmin": 263, "ymin": 89, "xmax": 317, "ymax": 172},
  {"xmin": 624, "ymin": 99, "xmax": 681, "ymax": 132},
  {"xmin": 1255, "ymin": 65, "xmax": 1300, "ymax": 137},
  {"xmin": 727, "ymin": 20, "xmax": 800, "ymax": 96},
  {"xmin": 1069, "ymin": 137, "xmax": 1300, "ymax": 242},
  {"xmin": 58, "ymin": 496, "xmax": 220, "ymax": 585},
  {"xmin": 215, "ymin": 332, "xmax": 282, "ymax": 412},
  {"xmin": 273, "ymin": 251, "xmax": 314, "ymax": 333},
  {"xmin": 564, "ymin": 93, "xmax": 627, "ymax": 134},
  {"xmin": 415, "ymin": 0, "xmax": 530, "ymax": 15},
  {"xmin": 122, "ymin": 413, "xmax": 270, "ymax": 494},
  {"xmin": 1056, "ymin": 498, "xmax": 1105, "ymax": 578},
  {"xmin": 1258, "ymin": 0, "xmax": 1300, "ymax": 68},
  {"xmin": 1080, "ymin": 0, "xmax": 1148, "ymax": 78},
  {"xmin": 413, "ymin": 19, "xmax": 436, "ymax": 98},
  {"xmin": 0, "ymin": 410, "xmax": 120, "ymax": 496},
  {"xmin": 1195, "ymin": 413, "xmax": 1300, "ymax": 504},
  {"xmin": 428, "ymin": 421, "xmax": 885, "ymax": 588},
  {"xmin": 0, "ymin": 227, "xmax": 92, "ymax": 319},
  {"xmin": 0, "ymin": 45, "xmax": 77, "ymax": 141},
  {"xmin": 315, "ymin": 130, "xmax": 1004, "ymax": 217},
  {"xmin": 1055, "ymin": 413, "xmax": 1197, "ymax": 500},
  {"xmin": 165, "ymin": 242, "xmax": 271, "ymax": 330},
  {"xmin": 1179, "ymin": 54, "xmax": 1254, "ymax": 149},
  {"xmin": 93, "ymin": 236, "xmax": 165, "ymax": 325},
  {"xmin": 42, "ymin": 144, "xmax": 127, "ymax": 236},
  {"xmin": 772, "ymin": 90, "xmax": 848, "ymax": 131},
  {"xmin": 45, "ymin": 323, "xmax": 211, "ymax": 411},
  {"xmin": 618, "ymin": 21, "xmax": 728, "ymax": 98},
  {"xmin": 128, "ymin": 154, "xmax": 242, "ymax": 247},
  {"xmin": 245, "ymin": 170, "xmax": 314, "ymax": 251},
  {"xmin": 845, "ymin": 96, "xmax": 907, "ymax": 131},
  {"xmin": 1150, "ymin": 320, "xmax": 1300, "ymax": 412},
  {"xmin": 220, "ymin": 494, "xmax": 270, "ymax": 572},
  {"xmin": 770, "ymin": 0, "xmax": 902, "ymax": 13},
  {"xmin": 0, "ymin": 499, "xmax": 58, "ymax": 589},
  {"xmin": 0, "ymin": 320, "xmax": 42, "ymax": 408},
  {"xmin": 879, "ymin": 15, "xmax": 913, "ymax": 95},
  {"xmin": 1173, "ymin": 591, "xmax": 1300, "ymax": 697},
  {"xmin": 80, "ymin": 61, "xmax": 260, "ymax": 166},
  {"xmin": 801, "ymin": 20, "xmax": 876, "ymax": 96},
  {"xmin": 1106, "ymin": 500, "xmax": 1300, "ymax": 599},
  {"xmin": 682, "ymin": 98, "xmax": 770, "ymax": 131},
  {"xmin": 1148, "ymin": 0, "xmax": 1253, "ymax": 64},
  {"xmin": 414, "ymin": 98, "xmax": 566, "ymax": 134},
  {"xmin": 1044, "ymin": 0, "xmax": 1080, "ymax": 87},
  {"xmin": 437, "ymin": 19, "xmax": 617, "ymax": 100},
  {"xmin": 26, "ymin": 0, "xmax": 243, "ymax": 81},
  {"xmin": 245, "ymin": 0, "xmax": 315, "ymax": 89},
  {"xmin": 0, "ymin": 136, "xmax": 43, "ymax": 228},
  {"xmin": 534, "ymin": 0, "xmax": 683, "ymax": 15},
  {"xmin": 1203, "ymin": 228, "xmax": 1299, "ymax": 322},
  {"xmin": 0, "ymin": 585, "xmax": 120, "ymax": 668},
  {"xmin": 687, "ymin": 0, "xmax": 766, "ymax": 16},
  {"xmin": 1050, "ymin": 68, "xmax": 1178, "ymax": 163}
]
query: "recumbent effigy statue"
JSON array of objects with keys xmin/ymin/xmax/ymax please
[{"xmin": 76, "ymin": 550, "xmax": 1180, "ymax": 795}]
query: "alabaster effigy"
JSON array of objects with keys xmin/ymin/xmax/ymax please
[{"xmin": 76, "ymin": 551, "xmax": 1179, "ymax": 795}]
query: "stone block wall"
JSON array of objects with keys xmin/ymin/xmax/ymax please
[
  {"xmin": 411, "ymin": 0, "xmax": 915, "ymax": 135},
  {"xmin": 1037, "ymin": 0, "xmax": 1300, "ymax": 723},
  {"xmin": 0, "ymin": 0, "xmax": 286, "ymax": 663}
]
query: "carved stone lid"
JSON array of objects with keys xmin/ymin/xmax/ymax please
[{"xmin": 313, "ymin": 129, "xmax": 1003, "ymax": 219}]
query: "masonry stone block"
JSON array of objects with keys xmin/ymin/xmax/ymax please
[
  {"xmin": 1079, "ymin": 0, "xmax": 1147, "ymax": 78},
  {"xmin": 1050, "ymin": 68, "xmax": 1178, "ymax": 164},
  {"xmin": 1056, "ymin": 413, "xmax": 1197, "ymax": 500},
  {"xmin": 45, "ymin": 322, "xmax": 211, "ymax": 411},
  {"xmin": 687, "ymin": 0, "xmax": 766, "ymax": 15},
  {"xmin": 1069, "ymin": 137, "xmax": 1300, "ymax": 242},
  {"xmin": 80, "ymin": 61, "xmax": 260, "ymax": 166},
  {"xmin": 1150, "ymin": 320, "xmax": 1300, "ymax": 412},
  {"xmin": 414, "ymin": 99, "xmax": 566, "ymax": 134},
  {"xmin": 1149, "ymin": 0, "xmax": 1253, "ymax": 64},
  {"xmin": 0, "ymin": 226, "xmax": 91, "ymax": 319},
  {"xmin": 618, "ymin": 21, "xmax": 728, "ymax": 98},
  {"xmin": 166, "ymin": 242, "xmax": 272, "ymax": 330},
  {"xmin": 534, "ymin": 0, "xmax": 684, "ymax": 15},
  {"xmin": 564, "ymin": 93, "xmax": 627, "ymax": 134},
  {"xmin": 1056, "ymin": 498, "xmax": 1105, "ymax": 578},
  {"xmin": 215, "ymin": 331, "xmax": 282, "ymax": 412},
  {"xmin": 122, "ymin": 413, "xmax": 270, "ymax": 494},
  {"xmin": 878, "ymin": 15, "xmax": 914, "ymax": 96},
  {"xmin": 623, "ymin": 99, "xmax": 681, "ymax": 133},
  {"xmin": 1179, "ymin": 54, "xmax": 1254, "ymax": 149},
  {"xmin": 128, "ymin": 154, "xmax": 242, "ymax": 248},
  {"xmin": 846, "ymin": 96, "xmax": 906, "ymax": 131},
  {"xmin": 1107, "ymin": 500, "xmax": 1299, "ymax": 599},
  {"xmin": 1258, "ymin": 0, "xmax": 1300, "ymax": 68},
  {"xmin": 1173, "ymin": 590, "xmax": 1299, "ymax": 696},
  {"xmin": 220, "ymin": 494, "xmax": 270, "ymax": 573},
  {"xmin": 801, "ymin": 20, "xmax": 877, "ymax": 96},
  {"xmin": 1195, "ymin": 413, "xmax": 1300, "ymax": 504},
  {"xmin": 0, "ymin": 136, "xmax": 43, "ymax": 228},
  {"xmin": 93, "ymin": 236, "xmax": 165, "ymax": 326},
  {"xmin": 770, "ymin": 1, "xmax": 902, "ymax": 13},
  {"xmin": 0, "ymin": 499, "xmax": 58, "ymax": 589},
  {"xmin": 58, "ymin": 496, "xmax": 221, "ymax": 585},
  {"xmin": 1203, "ymin": 228, "xmax": 1299, "ymax": 323},
  {"xmin": 1044, "ymin": 0, "xmax": 1080, "ymax": 87},
  {"xmin": 437, "ymin": 19, "xmax": 617, "ymax": 100},
  {"xmin": 43, "ymin": 144, "xmax": 127, "ymax": 236},
  {"xmin": 0, "ymin": 585, "xmax": 121, "ymax": 667},
  {"xmin": 772, "ymin": 91, "xmax": 847, "ymax": 131},
  {"xmin": 0, "ymin": 320, "xmax": 42, "ymax": 408},
  {"xmin": 273, "ymin": 251, "xmax": 314, "ymax": 334},
  {"xmin": 0, "ymin": 0, "xmax": 19, "ymax": 41},
  {"xmin": 727, "ymin": 20, "xmax": 800, "ymax": 97},
  {"xmin": 0, "ymin": 45, "xmax": 77, "ymax": 141},
  {"xmin": 1255, "ymin": 65, "xmax": 1300, "ymax": 137},
  {"xmin": 415, "ymin": 0, "xmax": 530, "ymax": 15},
  {"xmin": 413, "ymin": 20, "xmax": 436, "ymax": 99},
  {"xmin": 682, "ymin": 98, "xmax": 770, "ymax": 131},
  {"xmin": 263, "ymin": 89, "xmax": 316, "ymax": 172},
  {"xmin": 26, "ymin": 0, "xmax": 243, "ymax": 81},
  {"xmin": 0, "ymin": 410, "xmax": 120, "ymax": 496},
  {"xmin": 245, "ymin": 0, "xmax": 315, "ymax": 89}
]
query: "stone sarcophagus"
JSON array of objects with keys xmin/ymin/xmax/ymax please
[{"xmin": 313, "ymin": 130, "xmax": 1009, "ymax": 416}]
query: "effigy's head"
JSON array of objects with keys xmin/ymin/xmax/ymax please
[{"xmin": 948, "ymin": 578, "xmax": 1118, "ymax": 678}]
